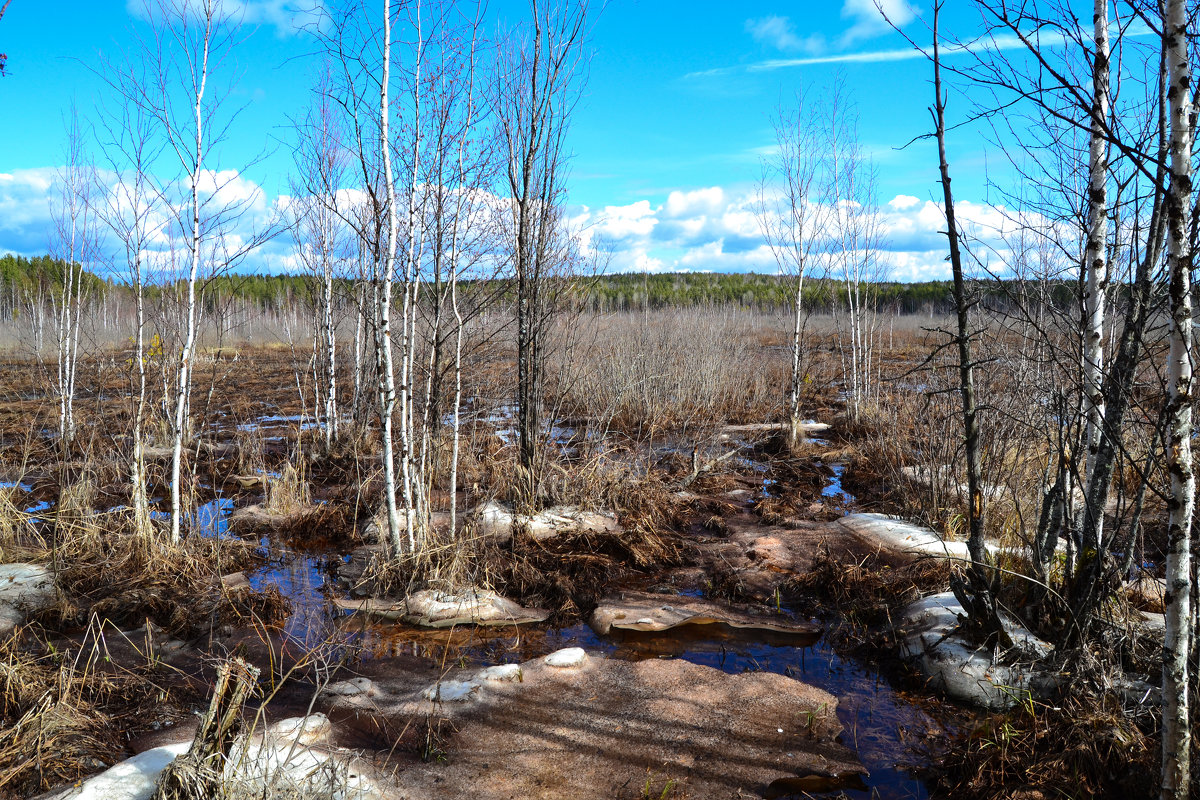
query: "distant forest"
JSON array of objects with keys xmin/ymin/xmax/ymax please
[{"xmin": 0, "ymin": 252, "xmax": 1088, "ymax": 317}]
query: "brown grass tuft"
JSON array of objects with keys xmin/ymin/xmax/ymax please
[
  {"xmin": 783, "ymin": 547, "xmax": 953, "ymax": 626},
  {"xmin": 932, "ymin": 696, "xmax": 1156, "ymax": 800},
  {"xmin": 0, "ymin": 623, "xmax": 194, "ymax": 798},
  {"xmin": 42, "ymin": 513, "xmax": 267, "ymax": 636}
]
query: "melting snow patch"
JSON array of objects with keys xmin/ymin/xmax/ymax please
[
  {"xmin": 477, "ymin": 664, "xmax": 523, "ymax": 682},
  {"xmin": 544, "ymin": 647, "xmax": 588, "ymax": 668},
  {"xmin": 422, "ymin": 680, "xmax": 481, "ymax": 702}
]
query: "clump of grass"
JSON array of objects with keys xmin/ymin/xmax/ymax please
[
  {"xmin": 624, "ymin": 771, "xmax": 688, "ymax": 800},
  {"xmin": 0, "ymin": 624, "xmax": 193, "ymax": 798},
  {"xmin": 783, "ymin": 547, "xmax": 952, "ymax": 626},
  {"xmin": 264, "ymin": 463, "xmax": 311, "ymax": 516},
  {"xmin": 931, "ymin": 696, "xmax": 1156, "ymax": 800},
  {"xmin": 351, "ymin": 495, "xmax": 683, "ymax": 625},
  {"xmin": 0, "ymin": 488, "xmax": 42, "ymax": 557},
  {"xmin": 487, "ymin": 523, "xmax": 684, "ymax": 622},
  {"xmin": 275, "ymin": 502, "xmax": 356, "ymax": 548},
  {"xmin": 43, "ymin": 510, "xmax": 270, "ymax": 636}
]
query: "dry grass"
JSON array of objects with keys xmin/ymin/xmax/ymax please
[
  {"xmin": 264, "ymin": 463, "xmax": 312, "ymax": 516},
  {"xmin": 487, "ymin": 522, "xmax": 684, "ymax": 622},
  {"xmin": 784, "ymin": 547, "xmax": 954, "ymax": 627},
  {"xmin": 932, "ymin": 696, "xmax": 1157, "ymax": 800},
  {"xmin": 348, "ymin": 462, "xmax": 687, "ymax": 623},
  {"xmin": 549, "ymin": 309, "xmax": 789, "ymax": 435},
  {"xmin": 0, "ymin": 623, "xmax": 194, "ymax": 799},
  {"xmin": 40, "ymin": 511, "xmax": 279, "ymax": 636}
]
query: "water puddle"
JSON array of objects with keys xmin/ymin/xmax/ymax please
[
  {"xmin": 464, "ymin": 402, "xmax": 587, "ymax": 453},
  {"xmin": 236, "ymin": 414, "xmax": 323, "ymax": 433},
  {"xmin": 822, "ymin": 464, "xmax": 856, "ymax": 510},
  {"xmin": 250, "ymin": 551, "xmax": 340, "ymax": 648}
]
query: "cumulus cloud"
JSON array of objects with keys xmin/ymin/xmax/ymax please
[
  {"xmin": 1, "ymin": 161, "xmax": 1048, "ymax": 283},
  {"xmin": 574, "ymin": 184, "xmax": 1046, "ymax": 279},
  {"xmin": 0, "ymin": 169, "xmax": 60, "ymax": 256}
]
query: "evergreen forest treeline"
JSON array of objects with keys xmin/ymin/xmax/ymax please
[{"xmin": 0, "ymin": 253, "xmax": 1092, "ymax": 316}]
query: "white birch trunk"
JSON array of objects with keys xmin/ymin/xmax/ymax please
[
  {"xmin": 1162, "ymin": 0, "xmax": 1194, "ymax": 795},
  {"xmin": 378, "ymin": 0, "xmax": 404, "ymax": 559},
  {"xmin": 1082, "ymin": 0, "xmax": 1111, "ymax": 550},
  {"xmin": 169, "ymin": 10, "xmax": 211, "ymax": 545}
]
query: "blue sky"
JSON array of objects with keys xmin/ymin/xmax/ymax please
[{"xmin": 0, "ymin": 0, "xmax": 1030, "ymax": 280}]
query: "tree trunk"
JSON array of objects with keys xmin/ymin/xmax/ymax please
[
  {"xmin": 1162, "ymin": 0, "xmax": 1194, "ymax": 795},
  {"xmin": 932, "ymin": 2, "xmax": 1007, "ymax": 646},
  {"xmin": 378, "ymin": 0, "xmax": 403, "ymax": 558}
]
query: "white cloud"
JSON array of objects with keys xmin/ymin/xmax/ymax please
[
  {"xmin": 889, "ymin": 194, "xmax": 921, "ymax": 210},
  {"xmin": 196, "ymin": 169, "xmax": 268, "ymax": 210},
  {"xmin": 0, "ymin": 162, "xmax": 1052, "ymax": 283},
  {"xmin": 841, "ymin": 0, "xmax": 915, "ymax": 45},
  {"xmin": 571, "ymin": 184, "xmax": 1055, "ymax": 279},
  {"xmin": 664, "ymin": 186, "xmax": 725, "ymax": 218},
  {"xmin": 0, "ymin": 169, "xmax": 58, "ymax": 254},
  {"xmin": 125, "ymin": 0, "xmax": 323, "ymax": 37},
  {"xmin": 744, "ymin": 16, "xmax": 824, "ymax": 54},
  {"xmin": 598, "ymin": 200, "xmax": 657, "ymax": 239}
]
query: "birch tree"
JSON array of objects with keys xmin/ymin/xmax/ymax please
[
  {"xmin": 824, "ymin": 83, "xmax": 887, "ymax": 418},
  {"xmin": 121, "ymin": 0, "xmax": 277, "ymax": 542},
  {"xmin": 756, "ymin": 88, "xmax": 827, "ymax": 450},
  {"xmin": 928, "ymin": 0, "xmax": 1175, "ymax": 650},
  {"xmin": 94, "ymin": 67, "xmax": 165, "ymax": 538},
  {"xmin": 322, "ymin": 0, "xmax": 431, "ymax": 556},
  {"xmin": 50, "ymin": 109, "xmax": 98, "ymax": 450},
  {"xmin": 1161, "ymin": 0, "xmax": 1194, "ymax": 793},
  {"xmin": 1080, "ymin": 0, "xmax": 1110, "ymax": 544},
  {"xmin": 416, "ymin": 0, "xmax": 490, "ymax": 539},
  {"xmin": 291, "ymin": 72, "xmax": 349, "ymax": 454}
]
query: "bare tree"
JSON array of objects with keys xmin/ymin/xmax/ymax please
[
  {"xmin": 94, "ymin": 62, "xmax": 166, "ymax": 538},
  {"xmin": 823, "ymin": 81, "xmax": 888, "ymax": 419},
  {"xmin": 117, "ymin": 0, "xmax": 278, "ymax": 542},
  {"xmin": 494, "ymin": 0, "xmax": 588, "ymax": 489},
  {"xmin": 913, "ymin": 0, "xmax": 1178, "ymax": 655},
  {"xmin": 755, "ymin": 86, "xmax": 827, "ymax": 449},
  {"xmin": 415, "ymin": 0, "xmax": 490, "ymax": 539},
  {"xmin": 50, "ymin": 108, "xmax": 99, "ymax": 449},
  {"xmin": 929, "ymin": 1, "xmax": 1007, "ymax": 644},
  {"xmin": 291, "ymin": 69, "xmax": 350, "ymax": 454}
]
